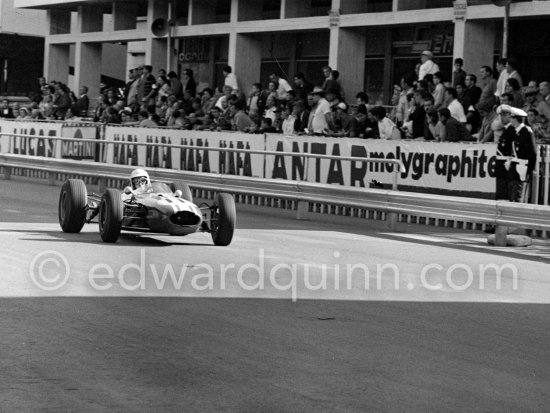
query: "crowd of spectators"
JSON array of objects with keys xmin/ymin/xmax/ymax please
[
  {"xmin": 0, "ymin": 53, "xmax": 544, "ymax": 203},
  {"xmin": 0, "ymin": 77, "xmax": 90, "ymax": 123},
  {"xmin": 389, "ymin": 52, "xmax": 550, "ymax": 145},
  {"xmin": 1, "ymin": 53, "xmax": 550, "ymax": 147}
]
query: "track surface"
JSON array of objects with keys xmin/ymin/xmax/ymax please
[{"xmin": 1, "ymin": 179, "xmax": 550, "ymax": 412}]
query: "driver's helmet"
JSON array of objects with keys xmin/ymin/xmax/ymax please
[{"xmin": 130, "ymin": 168, "xmax": 151, "ymax": 191}]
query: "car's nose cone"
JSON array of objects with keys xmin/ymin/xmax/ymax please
[{"xmin": 170, "ymin": 211, "xmax": 201, "ymax": 226}]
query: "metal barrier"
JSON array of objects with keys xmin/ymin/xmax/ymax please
[
  {"xmin": 4, "ymin": 118, "xmax": 550, "ymax": 203},
  {"xmin": 2, "ymin": 153, "xmax": 550, "ymax": 246}
]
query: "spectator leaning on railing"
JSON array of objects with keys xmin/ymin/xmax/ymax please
[
  {"xmin": 438, "ymin": 108, "xmax": 471, "ymax": 142},
  {"xmin": 308, "ymin": 86, "xmax": 331, "ymax": 135}
]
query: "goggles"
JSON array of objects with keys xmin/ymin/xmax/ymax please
[{"xmin": 132, "ymin": 176, "xmax": 148, "ymax": 186}]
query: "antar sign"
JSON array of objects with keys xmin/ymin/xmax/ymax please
[{"xmin": 265, "ymin": 136, "xmax": 497, "ymax": 195}]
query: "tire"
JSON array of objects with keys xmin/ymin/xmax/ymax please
[
  {"xmin": 99, "ymin": 188, "xmax": 123, "ymax": 243},
  {"xmin": 211, "ymin": 193, "xmax": 236, "ymax": 246},
  {"xmin": 58, "ymin": 179, "xmax": 87, "ymax": 233},
  {"xmin": 170, "ymin": 181, "xmax": 193, "ymax": 203}
]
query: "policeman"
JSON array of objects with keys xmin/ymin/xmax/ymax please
[
  {"xmin": 495, "ymin": 104, "xmax": 514, "ymax": 200},
  {"xmin": 507, "ymin": 107, "xmax": 537, "ymax": 202}
]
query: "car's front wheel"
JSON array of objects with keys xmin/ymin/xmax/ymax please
[
  {"xmin": 211, "ymin": 193, "xmax": 236, "ymax": 246},
  {"xmin": 58, "ymin": 179, "xmax": 87, "ymax": 233},
  {"xmin": 99, "ymin": 189, "xmax": 123, "ymax": 243}
]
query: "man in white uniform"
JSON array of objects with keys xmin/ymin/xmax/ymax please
[
  {"xmin": 418, "ymin": 50, "xmax": 439, "ymax": 81},
  {"xmin": 308, "ymin": 87, "xmax": 331, "ymax": 135}
]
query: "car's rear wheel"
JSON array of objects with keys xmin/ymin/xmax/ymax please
[
  {"xmin": 170, "ymin": 181, "xmax": 193, "ymax": 203},
  {"xmin": 211, "ymin": 193, "xmax": 236, "ymax": 246},
  {"xmin": 58, "ymin": 179, "xmax": 87, "ymax": 233},
  {"xmin": 99, "ymin": 188, "xmax": 123, "ymax": 243}
]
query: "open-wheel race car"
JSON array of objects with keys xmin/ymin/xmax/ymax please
[{"xmin": 58, "ymin": 174, "xmax": 236, "ymax": 245}]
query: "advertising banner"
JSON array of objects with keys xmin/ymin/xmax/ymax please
[
  {"xmin": 59, "ymin": 124, "xmax": 100, "ymax": 161},
  {"xmin": 103, "ymin": 126, "xmax": 265, "ymax": 177},
  {"xmin": 265, "ymin": 135, "xmax": 498, "ymax": 194},
  {"xmin": 0, "ymin": 120, "xmax": 62, "ymax": 158}
]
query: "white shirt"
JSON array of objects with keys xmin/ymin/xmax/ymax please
[
  {"xmin": 396, "ymin": 89, "xmax": 413, "ymax": 123},
  {"xmin": 282, "ymin": 115, "xmax": 297, "ymax": 136},
  {"xmin": 248, "ymin": 95, "xmax": 259, "ymax": 115},
  {"xmin": 127, "ymin": 78, "xmax": 140, "ymax": 104},
  {"xmin": 264, "ymin": 107, "xmax": 277, "ymax": 123},
  {"xmin": 433, "ymin": 83, "xmax": 446, "ymax": 109},
  {"xmin": 215, "ymin": 96, "xmax": 228, "ymax": 110},
  {"xmin": 276, "ymin": 78, "xmax": 293, "ymax": 100},
  {"xmin": 310, "ymin": 98, "xmax": 331, "ymax": 133},
  {"xmin": 495, "ymin": 70, "xmax": 509, "ymax": 98},
  {"xmin": 378, "ymin": 117, "xmax": 399, "ymax": 140},
  {"xmin": 447, "ymin": 99, "xmax": 467, "ymax": 123},
  {"xmin": 224, "ymin": 73, "xmax": 239, "ymax": 92},
  {"xmin": 418, "ymin": 60, "xmax": 440, "ymax": 81}
]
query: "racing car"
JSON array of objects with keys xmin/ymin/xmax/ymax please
[{"xmin": 58, "ymin": 178, "xmax": 236, "ymax": 245}]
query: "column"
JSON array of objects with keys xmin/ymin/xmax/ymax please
[
  {"xmin": 146, "ymin": 0, "xmax": 170, "ymax": 68},
  {"xmin": 453, "ymin": 20, "xmax": 495, "ymax": 75},
  {"xmin": 151, "ymin": 38, "xmax": 168, "ymax": 72},
  {"xmin": 227, "ymin": 31, "xmax": 237, "ymax": 70},
  {"xmin": 45, "ymin": 44, "xmax": 70, "ymax": 83},
  {"xmin": 328, "ymin": 9, "xmax": 341, "ymax": 69},
  {"xmin": 74, "ymin": 42, "xmax": 102, "ymax": 100},
  {"xmin": 330, "ymin": 0, "xmax": 342, "ymax": 64},
  {"xmin": 232, "ymin": 33, "xmax": 262, "ymax": 95},
  {"xmin": 335, "ymin": 28, "xmax": 367, "ymax": 99},
  {"xmin": 452, "ymin": 0, "xmax": 468, "ymax": 67},
  {"xmin": 72, "ymin": 5, "xmax": 103, "ymax": 99},
  {"xmin": 231, "ymin": 0, "xmax": 239, "ymax": 23}
]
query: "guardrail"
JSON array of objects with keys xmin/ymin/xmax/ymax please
[
  {"xmin": 2, "ymin": 153, "xmax": 550, "ymax": 246},
  {"xmin": 6, "ymin": 116, "xmax": 550, "ymax": 205}
]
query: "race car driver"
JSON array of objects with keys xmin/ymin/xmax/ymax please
[{"xmin": 129, "ymin": 168, "xmax": 152, "ymax": 194}]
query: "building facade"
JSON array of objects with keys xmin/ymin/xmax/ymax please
[
  {"xmin": 0, "ymin": 0, "xmax": 47, "ymax": 96},
  {"xmin": 13, "ymin": 0, "xmax": 550, "ymax": 103}
]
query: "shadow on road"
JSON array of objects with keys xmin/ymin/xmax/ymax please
[{"xmin": 1, "ymin": 228, "xmax": 215, "ymax": 247}]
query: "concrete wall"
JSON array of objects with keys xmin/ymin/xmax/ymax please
[{"xmin": 1, "ymin": 0, "xmax": 48, "ymax": 36}]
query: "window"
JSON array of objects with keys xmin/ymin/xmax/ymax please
[
  {"xmin": 215, "ymin": 0, "xmax": 231, "ymax": 22},
  {"xmin": 262, "ymin": 0, "xmax": 281, "ymax": 19},
  {"xmin": 174, "ymin": 0, "xmax": 189, "ymax": 25},
  {"xmin": 311, "ymin": 0, "xmax": 331, "ymax": 16}
]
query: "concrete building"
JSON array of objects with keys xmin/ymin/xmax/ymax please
[
  {"xmin": 0, "ymin": 0, "xmax": 47, "ymax": 95},
  {"xmin": 13, "ymin": 0, "xmax": 550, "ymax": 103}
]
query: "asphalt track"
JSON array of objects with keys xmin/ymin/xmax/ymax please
[{"xmin": 1, "ymin": 178, "xmax": 550, "ymax": 412}]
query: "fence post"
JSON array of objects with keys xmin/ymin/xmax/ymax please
[
  {"xmin": 47, "ymin": 171, "xmax": 56, "ymax": 186},
  {"xmin": 3, "ymin": 166, "xmax": 11, "ymax": 180},
  {"xmin": 494, "ymin": 225, "xmax": 508, "ymax": 246},
  {"xmin": 98, "ymin": 178, "xmax": 106, "ymax": 193},
  {"xmin": 386, "ymin": 212, "xmax": 398, "ymax": 230},
  {"xmin": 296, "ymin": 200, "xmax": 309, "ymax": 220}
]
